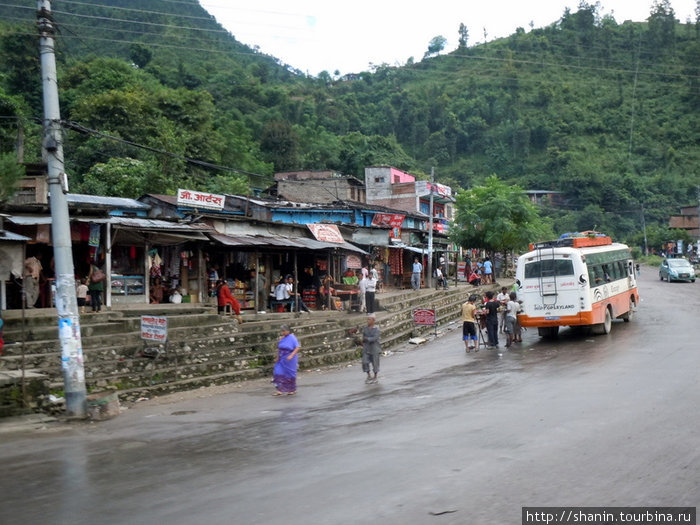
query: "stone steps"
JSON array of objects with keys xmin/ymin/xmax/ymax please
[{"xmin": 1, "ymin": 281, "xmax": 503, "ymax": 412}]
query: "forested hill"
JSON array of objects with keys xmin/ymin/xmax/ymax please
[{"xmin": 0, "ymin": 1, "xmax": 698, "ymax": 243}]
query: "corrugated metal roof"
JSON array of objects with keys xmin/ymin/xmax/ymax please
[
  {"xmin": 109, "ymin": 217, "xmax": 211, "ymax": 231},
  {"xmin": 209, "ymin": 233, "xmax": 367, "ymax": 254},
  {"xmin": 67, "ymin": 193, "xmax": 151, "ymax": 209},
  {"xmin": 0, "ymin": 230, "xmax": 31, "ymax": 242},
  {"xmin": 7, "ymin": 215, "xmax": 53, "ymax": 225}
]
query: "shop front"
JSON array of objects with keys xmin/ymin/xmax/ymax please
[
  {"xmin": 106, "ymin": 218, "xmax": 211, "ymax": 306},
  {"xmin": 206, "ymin": 226, "xmax": 367, "ymax": 313}
]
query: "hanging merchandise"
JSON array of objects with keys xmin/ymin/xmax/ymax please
[{"xmin": 88, "ymin": 223, "xmax": 101, "ymax": 247}]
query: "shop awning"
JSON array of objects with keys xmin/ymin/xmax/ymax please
[
  {"xmin": 209, "ymin": 233, "xmax": 367, "ymax": 254},
  {"xmin": 0, "ymin": 231, "xmax": 31, "ymax": 242},
  {"xmin": 109, "ymin": 218, "xmax": 211, "ymax": 241},
  {"xmin": 6, "ymin": 215, "xmax": 53, "ymax": 225},
  {"xmin": 388, "ymin": 243, "xmax": 425, "ymax": 254}
]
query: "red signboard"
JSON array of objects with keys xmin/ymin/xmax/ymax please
[
  {"xmin": 371, "ymin": 213, "xmax": 405, "ymax": 229},
  {"xmin": 413, "ymin": 308, "xmax": 436, "ymax": 326}
]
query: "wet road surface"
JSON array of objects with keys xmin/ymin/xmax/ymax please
[{"xmin": 1, "ymin": 266, "xmax": 698, "ymax": 524}]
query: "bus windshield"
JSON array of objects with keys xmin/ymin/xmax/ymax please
[{"xmin": 524, "ymin": 259, "xmax": 575, "ymax": 279}]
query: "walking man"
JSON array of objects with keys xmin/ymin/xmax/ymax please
[
  {"xmin": 461, "ymin": 294, "xmax": 478, "ymax": 353},
  {"xmin": 362, "ymin": 313, "xmax": 381, "ymax": 383},
  {"xmin": 411, "ymin": 257, "xmax": 422, "ymax": 290}
]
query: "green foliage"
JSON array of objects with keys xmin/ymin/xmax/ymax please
[
  {"xmin": 0, "ymin": 152, "xmax": 25, "ymax": 203},
  {"xmin": 426, "ymin": 36, "xmax": 448, "ymax": 57},
  {"xmin": 451, "ymin": 175, "xmax": 553, "ymax": 252},
  {"xmin": 0, "ymin": 1, "xmax": 697, "ymax": 243},
  {"xmin": 78, "ymin": 157, "xmax": 163, "ymax": 198}
]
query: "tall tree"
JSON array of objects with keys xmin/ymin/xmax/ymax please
[
  {"xmin": 0, "ymin": 152, "xmax": 25, "ymax": 204},
  {"xmin": 425, "ymin": 36, "xmax": 448, "ymax": 58},
  {"xmin": 458, "ymin": 23, "xmax": 469, "ymax": 48},
  {"xmin": 451, "ymin": 176, "xmax": 552, "ymax": 253}
]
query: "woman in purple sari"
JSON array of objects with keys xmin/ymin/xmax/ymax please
[{"xmin": 273, "ymin": 325, "xmax": 301, "ymax": 395}]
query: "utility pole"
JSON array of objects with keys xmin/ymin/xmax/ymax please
[
  {"xmin": 427, "ymin": 167, "xmax": 435, "ymax": 289},
  {"xmin": 38, "ymin": 0, "xmax": 87, "ymax": 418},
  {"xmin": 641, "ymin": 202, "xmax": 648, "ymax": 256}
]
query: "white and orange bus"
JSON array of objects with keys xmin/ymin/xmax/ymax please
[{"xmin": 515, "ymin": 233, "xmax": 640, "ymax": 337}]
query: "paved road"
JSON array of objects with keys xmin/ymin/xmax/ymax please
[{"xmin": 0, "ymin": 265, "xmax": 698, "ymax": 525}]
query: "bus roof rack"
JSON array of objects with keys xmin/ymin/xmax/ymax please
[{"xmin": 530, "ymin": 231, "xmax": 613, "ymax": 250}]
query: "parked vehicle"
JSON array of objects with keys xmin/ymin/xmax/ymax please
[
  {"xmin": 515, "ymin": 232, "xmax": 639, "ymax": 337},
  {"xmin": 659, "ymin": 258, "xmax": 696, "ymax": 283}
]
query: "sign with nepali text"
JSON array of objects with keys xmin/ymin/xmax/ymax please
[
  {"xmin": 371, "ymin": 213, "xmax": 405, "ymax": 229},
  {"xmin": 141, "ymin": 315, "xmax": 168, "ymax": 342},
  {"xmin": 307, "ymin": 224, "xmax": 344, "ymax": 243},
  {"xmin": 177, "ymin": 188, "xmax": 225, "ymax": 210},
  {"xmin": 412, "ymin": 308, "xmax": 436, "ymax": 326}
]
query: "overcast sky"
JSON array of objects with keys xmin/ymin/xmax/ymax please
[{"xmin": 201, "ymin": 1, "xmax": 697, "ymax": 76}]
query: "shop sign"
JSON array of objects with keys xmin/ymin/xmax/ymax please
[
  {"xmin": 371, "ymin": 213, "xmax": 405, "ymax": 228},
  {"xmin": 177, "ymin": 188, "xmax": 225, "ymax": 210},
  {"xmin": 141, "ymin": 315, "xmax": 168, "ymax": 342},
  {"xmin": 307, "ymin": 224, "xmax": 344, "ymax": 243},
  {"xmin": 413, "ymin": 308, "xmax": 436, "ymax": 326},
  {"xmin": 345, "ymin": 254, "xmax": 362, "ymax": 269},
  {"xmin": 415, "ymin": 181, "xmax": 452, "ymax": 197}
]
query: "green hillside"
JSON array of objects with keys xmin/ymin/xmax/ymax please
[{"xmin": 0, "ymin": 0, "xmax": 698, "ymax": 243}]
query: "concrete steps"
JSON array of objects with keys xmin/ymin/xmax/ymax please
[{"xmin": 0, "ymin": 281, "xmax": 504, "ymax": 411}]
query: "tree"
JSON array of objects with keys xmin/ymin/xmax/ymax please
[
  {"xmin": 129, "ymin": 44, "xmax": 152, "ymax": 69},
  {"xmin": 647, "ymin": 0, "xmax": 677, "ymax": 50},
  {"xmin": 458, "ymin": 24, "xmax": 469, "ymax": 48},
  {"xmin": 79, "ymin": 157, "xmax": 164, "ymax": 198},
  {"xmin": 450, "ymin": 176, "xmax": 553, "ymax": 254},
  {"xmin": 0, "ymin": 152, "xmax": 25, "ymax": 204},
  {"xmin": 425, "ymin": 36, "xmax": 448, "ymax": 58}
]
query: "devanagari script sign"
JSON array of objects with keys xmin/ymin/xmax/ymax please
[{"xmin": 177, "ymin": 189, "xmax": 225, "ymax": 210}]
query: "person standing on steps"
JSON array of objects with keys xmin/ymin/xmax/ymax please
[
  {"xmin": 358, "ymin": 272, "xmax": 368, "ymax": 313},
  {"xmin": 365, "ymin": 272, "xmax": 377, "ymax": 314},
  {"xmin": 88, "ymin": 262, "xmax": 105, "ymax": 313},
  {"xmin": 411, "ymin": 257, "xmax": 423, "ymax": 290},
  {"xmin": 362, "ymin": 313, "xmax": 381, "ymax": 383}
]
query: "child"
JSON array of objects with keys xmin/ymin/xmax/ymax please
[
  {"xmin": 76, "ymin": 277, "xmax": 89, "ymax": 314},
  {"xmin": 505, "ymin": 292, "xmax": 521, "ymax": 347}
]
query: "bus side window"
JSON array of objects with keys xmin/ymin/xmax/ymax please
[
  {"xmin": 592, "ymin": 265, "xmax": 605, "ymax": 285},
  {"xmin": 602, "ymin": 264, "xmax": 611, "ymax": 282},
  {"xmin": 588, "ymin": 266, "xmax": 597, "ymax": 285},
  {"xmin": 616, "ymin": 261, "xmax": 626, "ymax": 280}
]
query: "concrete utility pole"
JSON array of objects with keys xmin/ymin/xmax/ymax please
[
  {"xmin": 38, "ymin": 0, "xmax": 87, "ymax": 418},
  {"xmin": 427, "ymin": 167, "xmax": 435, "ymax": 289}
]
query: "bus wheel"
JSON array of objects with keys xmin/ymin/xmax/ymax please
[
  {"xmin": 622, "ymin": 297, "xmax": 635, "ymax": 323},
  {"xmin": 538, "ymin": 326, "xmax": 559, "ymax": 338},
  {"xmin": 593, "ymin": 308, "xmax": 612, "ymax": 335}
]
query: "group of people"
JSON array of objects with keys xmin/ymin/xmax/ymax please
[
  {"xmin": 461, "ymin": 287, "xmax": 522, "ymax": 352},
  {"xmin": 466, "ymin": 257, "xmax": 494, "ymax": 287}
]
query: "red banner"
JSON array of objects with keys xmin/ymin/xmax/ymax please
[{"xmin": 372, "ymin": 213, "xmax": 405, "ymax": 229}]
